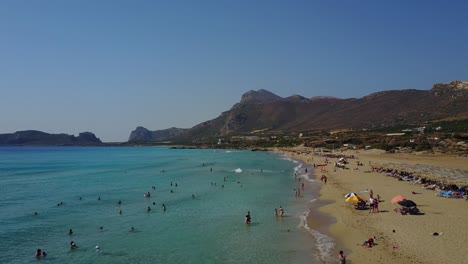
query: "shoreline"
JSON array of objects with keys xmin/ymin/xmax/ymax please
[{"xmin": 274, "ymin": 147, "xmax": 468, "ymax": 264}]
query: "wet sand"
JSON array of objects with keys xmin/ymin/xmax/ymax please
[{"xmin": 277, "ymin": 148, "xmax": 468, "ymax": 264}]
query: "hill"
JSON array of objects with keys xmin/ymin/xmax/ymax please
[
  {"xmin": 130, "ymin": 80, "xmax": 468, "ymax": 143},
  {"xmin": 0, "ymin": 131, "xmax": 102, "ymax": 146}
]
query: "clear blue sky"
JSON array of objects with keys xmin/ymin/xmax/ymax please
[{"xmin": 1, "ymin": 0, "xmax": 467, "ymax": 142}]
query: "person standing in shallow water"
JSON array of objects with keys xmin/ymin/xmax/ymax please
[
  {"xmin": 245, "ymin": 211, "xmax": 251, "ymax": 224},
  {"xmin": 339, "ymin": 250, "xmax": 346, "ymax": 264}
]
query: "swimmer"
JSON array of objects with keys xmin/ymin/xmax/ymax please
[
  {"xmin": 192, "ymin": 194, "xmax": 195, "ymax": 199},
  {"xmin": 275, "ymin": 208, "xmax": 278, "ymax": 216},
  {"xmin": 98, "ymin": 196, "xmax": 101, "ymax": 201},
  {"xmin": 95, "ymin": 245, "xmax": 100, "ymax": 252},
  {"xmin": 170, "ymin": 190, "xmax": 173, "ymax": 193},
  {"xmin": 175, "ymin": 183, "xmax": 178, "ymax": 187},
  {"xmin": 147, "ymin": 206, "xmax": 151, "ymax": 213},
  {"xmin": 222, "ymin": 185, "xmax": 224, "ymax": 188},
  {"xmin": 42, "ymin": 251, "xmax": 47, "ymax": 258},
  {"xmin": 35, "ymin": 249, "xmax": 42, "ymax": 258},
  {"xmin": 69, "ymin": 229, "xmax": 73, "ymax": 235},
  {"xmin": 34, "ymin": 212, "xmax": 38, "ymax": 216},
  {"xmin": 118, "ymin": 200, "xmax": 122, "ymax": 205},
  {"xmin": 118, "ymin": 209, "xmax": 122, "ymax": 215},
  {"xmin": 162, "ymin": 204, "xmax": 166, "ymax": 212},
  {"xmin": 245, "ymin": 211, "xmax": 251, "ymax": 224},
  {"xmin": 79, "ymin": 197, "xmax": 82, "ymax": 200},
  {"xmin": 70, "ymin": 241, "xmax": 78, "ymax": 249},
  {"xmin": 152, "ymin": 202, "xmax": 156, "ymax": 205},
  {"xmin": 279, "ymin": 206, "xmax": 284, "ymax": 217},
  {"xmin": 130, "ymin": 227, "xmax": 135, "ymax": 232},
  {"xmin": 210, "ymin": 168, "xmax": 212, "ymax": 172},
  {"xmin": 99, "ymin": 226, "xmax": 103, "ymax": 230}
]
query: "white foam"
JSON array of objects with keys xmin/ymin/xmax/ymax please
[
  {"xmin": 225, "ymin": 150, "xmax": 232, "ymax": 153},
  {"xmin": 298, "ymin": 210, "xmax": 335, "ymax": 262},
  {"xmin": 300, "ymin": 173, "xmax": 315, "ymax": 182},
  {"xmin": 234, "ymin": 168, "xmax": 242, "ymax": 173},
  {"xmin": 294, "ymin": 163, "xmax": 303, "ymax": 172}
]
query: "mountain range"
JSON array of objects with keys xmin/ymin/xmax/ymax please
[{"xmin": 129, "ymin": 80, "xmax": 468, "ymax": 143}]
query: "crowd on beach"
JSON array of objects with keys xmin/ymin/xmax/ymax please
[{"xmin": 369, "ymin": 166, "xmax": 468, "ymax": 197}]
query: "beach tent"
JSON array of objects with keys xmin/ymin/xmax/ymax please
[
  {"xmin": 391, "ymin": 195, "xmax": 407, "ymax": 204},
  {"xmin": 346, "ymin": 195, "xmax": 365, "ymax": 203},
  {"xmin": 344, "ymin": 192, "xmax": 358, "ymax": 198}
]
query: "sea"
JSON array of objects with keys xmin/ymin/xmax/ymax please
[{"xmin": 0, "ymin": 147, "xmax": 335, "ymax": 264}]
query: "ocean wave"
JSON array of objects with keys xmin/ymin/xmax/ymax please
[
  {"xmin": 300, "ymin": 173, "xmax": 315, "ymax": 182},
  {"xmin": 234, "ymin": 168, "xmax": 242, "ymax": 173},
  {"xmin": 293, "ymin": 163, "xmax": 303, "ymax": 172},
  {"xmin": 298, "ymin": 210, "xmax": 335, "ymax": 263}
]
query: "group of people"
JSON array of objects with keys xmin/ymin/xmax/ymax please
[{"xmin": 368, "ymin": 190, "xmax": 380, "ymax": 213}]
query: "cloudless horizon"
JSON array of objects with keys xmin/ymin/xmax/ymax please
[{"xmin": 1, "ymin": 0, "xmax": 468, "ymax": 142}]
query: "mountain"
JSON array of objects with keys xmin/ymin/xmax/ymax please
[
  {"xmin": 130, "ymin": 80, "xmax": 468, "ymax": 143},
  {"xmin": 0, "ymin": 131, "xmax": 102, "ymax": 146},
  {"xmin": 128, "ymin": 127, "xmax": 187, "ymax": 142}
]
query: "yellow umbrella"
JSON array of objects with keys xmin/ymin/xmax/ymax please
[{"xmin": 345, "ymin": 195, "xmax": 364, "ymax": 203}]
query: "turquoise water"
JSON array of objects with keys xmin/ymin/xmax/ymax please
[{"xmin": 0, "ymin": 147, "xmax": 326, "ymax": 264}]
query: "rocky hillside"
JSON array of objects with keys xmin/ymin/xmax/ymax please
[
  {"xmin": 0, "ymin": 131, "xmax": 102, "ymax": 146},
  {"xmin": 128, "ymin": 127, "xmax": 187, "ymax": 142},
  {"xmin": 131, "ymin": 80, "xmax": 468, "ymax": 143}
]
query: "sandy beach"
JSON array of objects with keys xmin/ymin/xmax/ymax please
[{"xmin": 277, "ymin": 147, "xmax": 468, "ymax": 264}]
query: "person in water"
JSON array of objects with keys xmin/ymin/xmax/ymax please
[
  {"xmin": 35, "ymin": 249, "xmax": 42, "ymax": 258},
  {"xmin": 69, "ymin": 229, "xmax": 73, "ymax": 235},
  {"xmin": 118, "ymin": 209, "xmax": 122, "ymax": 215},
  {"xmin": 98, "ymin": 196, "xmax": 101, "ymax": 201},
  {"xmin": 275, "ymin": 208, "xmax": 278, "ymax": 216},
  {"xmin": 34, "ymin": 212, "xmax": 38, "ymax": 216},
  {"xmin": 147, "ymin": 206, "xmax": 151, "ymax": 213},
  {"xmin": 162, "ymin": 204, "xmax": 166, "ymax": 212},
  {"xmin": 192, "ymin": 194, "xmax": 195, "ymax": 199},
  {"xmin": 118, "ymin": 200, "xmax": 122, "ymax": 205},
  {"xmin": 130, "ymin": 227, "xmax": 135, "ymax": 232},
  {"xmin": 339, "ymin": 250, "xmax": 346, "ymax": 264},
  {"xmin": 279, "ymin": 206, "xmax": 284, "ymax": 217},
  {"xmin": 245, "ymin": 211, "xmax": 251, "ymax": 224},
  {"xmin": 70, "ymin": 241, "xmax": 78, "ymax": 249}
]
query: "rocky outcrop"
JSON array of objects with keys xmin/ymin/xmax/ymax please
[
  {"xmin": 0, "ymin": 130, "xmax": 102, "ymax": 146},
  {"xmin": 128, "ymin": 127, "xmax": 186, "ymax": 142}
]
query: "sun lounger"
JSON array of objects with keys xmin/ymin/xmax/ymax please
[{"xmin": 423, "ymin": 184, "xmax": 437, "ymax": 190}]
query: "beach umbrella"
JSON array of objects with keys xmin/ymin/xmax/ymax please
[
  {"xmin": 344, "ymin": 192, "xmax": 358, "ymax": 198},
  {"xmin": 391, "ymin": 195, "xmax": 407, "ymax": 204},
  {"xmin": 398, "ymin": 200, "xmax": 417, "ymax": 208},
  {"xmin": 346, "ymin": 195, "xmax": 364, "ymax": 203}
]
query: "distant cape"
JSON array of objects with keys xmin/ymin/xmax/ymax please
[{"xmin": 0, "ymin": 131, "xmax": 102, "ymax": 146}]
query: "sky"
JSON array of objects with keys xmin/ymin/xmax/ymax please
[{"xmin": 1, "ymin": 0, "xmax": 467, "ymax": 142}]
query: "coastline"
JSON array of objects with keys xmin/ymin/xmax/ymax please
[{"xmin": 274, "ymin": 147, "xmax": 468, "ymax": 264}]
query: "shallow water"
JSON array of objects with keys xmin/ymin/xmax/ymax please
[{"xmin": 0, "ymin": 147, "xmax": 329, "ymax": 263}]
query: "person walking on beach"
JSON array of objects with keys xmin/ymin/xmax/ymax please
[
  {"xmin": 369, "ymin": 197, "xmax": 374, "ymax": 213},
  {"xmin": 339, "ymin": 250, "xmax": 346, "ymax": 264}
]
